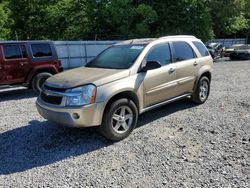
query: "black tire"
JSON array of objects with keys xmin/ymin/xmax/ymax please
[
  {"xmin": 32, "ymin": 72, "xmax": 52, "ymax": 94},
  {"xmin": 100, "ymin": 98, "xmax": 138, "ymax": 141},
  {"xmin": 230, "ymin": 53, "xmax": 237, "ymax": 61},
  {"xmin": 191, "ymin": 76, "xmax": 210, "ymax": 104}
]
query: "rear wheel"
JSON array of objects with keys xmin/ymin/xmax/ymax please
[
  {"xmin": 32, "ymin": 72, "xmax": 52, "ymax": 94},
  {"xmin": 100, "ymin": 98, "xmax": 138, "ymax": 141},
  {"xmin": 230, "ymin": 53, "xmax": 237, "ymax": 60},
  {"xmin": 191, "ymin": 76, "xmax": 210, "ymax": 104}
]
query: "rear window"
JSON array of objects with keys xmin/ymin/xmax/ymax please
[
  {"xmin": 31, "ymin": 44, "xmax": 52, "ymax": 58},
  {"xmin": 3, "ymin": 45, "xmax": 28, "ymax": 59},
  {"xmin": 192, "ymin": 41, "xmax": 210, "ymax": 57},
  {"xmin": 173, "ymin": 41, "xmax": 196, "ymax": 62}
]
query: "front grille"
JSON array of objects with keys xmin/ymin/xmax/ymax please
[{"xmin": 41, "ymin": 92, "xmax": 63, "ymax": 105}]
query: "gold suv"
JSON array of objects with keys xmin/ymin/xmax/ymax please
[{"xmin": 36, "ymin": 36, "xmax": 213, "ymax": 141}]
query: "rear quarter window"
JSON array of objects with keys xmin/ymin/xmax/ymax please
[
  {"xmin": 31, "ymin": 44, "xmax": 52, "ymax": 58},
  {"xmin": 192, "ymin": 41, "xmax": 210, "ymax": 57}
]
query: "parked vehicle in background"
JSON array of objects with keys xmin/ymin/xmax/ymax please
[
  {"xmin": 206, "ymin": 42, "xmax": 224, "ymax": 59},
  {"xmin": 0, "ymin": 41, "xmax": 63, "ymax": 94},
  {"xmin": 230, "ymin": 44, "xmax": 250, "ymax": 60},
  {"xmin": 223, "ymin": 44, "xmax": 243, "ymax": 57},
  {"xmin": 36, "ymin": 35, "xmax": 213, "ymax": 141}
]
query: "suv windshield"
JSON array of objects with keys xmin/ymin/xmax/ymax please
[{"xmin": 86, "ymin": 45, "xmax": 145, "ymax": 69}]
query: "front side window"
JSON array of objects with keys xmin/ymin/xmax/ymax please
[
  {"xmin": 192, "ymin": 41, "xmax": 210, "ymax": 57},
  {"xmin": 3, "ymin": 45, "xmax": 27, "ymax": 59},
  {"xmin": 31, "ymin": 44, "xmax": 52, "ymax": 58},
  {"xmin": 146, "ymin": 43, "xmax": 172, "ymax": 66},
  {"xmin": 173, "ymin": 41, "xmax": 196, "ymax": 62},
  {"xmin": 86, "ymin": 45, "xmax": 145, "ymax": 69}
]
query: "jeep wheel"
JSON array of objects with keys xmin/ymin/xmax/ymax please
[
  {"xmin": 191, "ymin": 76, "xmax": 210, "ymax": 104},
  {"xmin": 100, "ymin": 98, "xmax": 138, "ymax": 141},
  {"xmin": 32, "ymin": 72, "xmax": 52, "ymax": 94}
]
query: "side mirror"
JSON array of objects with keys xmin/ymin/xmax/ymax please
[{"xmin": 141, "ymin": 61, "xmax": 161, "ymax": 72}]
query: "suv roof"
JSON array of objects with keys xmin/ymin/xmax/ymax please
[
  {"xmin": 0, "ymin": 40, "xmax": 53, "ymax": 45},
  {"xmin": 116, "ymin": 35, "xmax": 198, "ymax": 45}
]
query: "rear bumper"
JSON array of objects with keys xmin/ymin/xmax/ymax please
[
  {"xmin": 58, "ymin": 67, "xmax": 64, "ymax": 72},
  {"xmin": 236, "ymin": 53, "xmax": 250, "ymax": 60},
  {"xmin": 36, "ymin": 98, "xmax": 104, "ymax": 128}
]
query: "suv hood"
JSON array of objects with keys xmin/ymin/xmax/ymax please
[{"xmin": 45, "ymin": 67, "xmax": 130, "ymax": 89}]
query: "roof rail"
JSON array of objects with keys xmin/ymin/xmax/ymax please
[{"xmin": 159, "ymin": 35, "xmax": 197, "ymax": 39}]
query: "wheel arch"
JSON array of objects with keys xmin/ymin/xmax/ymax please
[
  {"xmin": 26, "ymin": 67, "xmax": 58, "ymax": 84},
  {"xmin": 102, "ymin": 90, "xmax": 140, "ymax": 122},
  {"xmin": 193, "ymin": 69, "xmax": 212, "ymax": 91}
]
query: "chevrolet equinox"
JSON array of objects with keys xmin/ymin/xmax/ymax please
[{"xmin": 36, "ymin": 36, "xmax": 213, "ymax": 141}]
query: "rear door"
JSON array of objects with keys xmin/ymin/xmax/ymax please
[
  {"xmin": 0, "ymin": 45, "xmax": 4, "ymax": 83},
  {"xmin": 1, "ymin": 44, "xmax": 31, "ymax": 85},
  {"xmin": 143, "ymin": 42, "xmax": 177, "ymax": 107},
  {"xmin": 172, "ymin": 41, "xmax": 198, "ymax": 96}
]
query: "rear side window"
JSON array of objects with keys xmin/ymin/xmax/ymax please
[
  {"xmin": 173, "ymin": 41, "xmax": 196, "ymax": 62},
  {"xmin": 31, "ymin": 44, "xmax": 52, "ymax": 58},
  {"xmin": 146, "ymin": 43, "xmax": 172, "ymax": 66},
  {"xmin": 192, "ymin": 41, "xmax": 210, "ymax": 57},
  {"xmin": 3, "ymin": 45, "xmax": 28, "ymax": 59}
]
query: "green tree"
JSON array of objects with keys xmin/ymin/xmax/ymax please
[
  {"xmin": 45, "ymin": 0, "xmax": 88, "ymax": 40},
  {"xmin": 86, "ymin": 0, "xmax": 158, "ymax": 39},
  {"xmin": 0, "ymin": 2, "xmax": 11, "ymax": 40},
  {"xmin": 2, "ymin": 0, "xmax": 249, "ymax": 41},
  {"xmin": 135, "ymin": 0, "xmax": 214, "ymax": 41},
  {"xmin": 209, "ymin": 0, "xmax": 249, "ymax": 37},
  {"xmin": 8, "ymin": 0, "xmax": 58, "ymax": 40}
]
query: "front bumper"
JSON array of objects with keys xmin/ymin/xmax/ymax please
[{"xmin": 36, "ymin": 98, "xmax": 104, "ymax": 128}]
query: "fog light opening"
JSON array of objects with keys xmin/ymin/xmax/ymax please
[{"xmin": 73, "ymin": 113, "xmax": 80, "ymax": 120}]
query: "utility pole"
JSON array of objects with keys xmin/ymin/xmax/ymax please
[{"xmin": 15, "ymin": 31, "xmax": 18, "ymax": 41}]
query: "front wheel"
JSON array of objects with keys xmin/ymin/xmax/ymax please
[
  {"xmin": 100, "ymin": 98, "xmax": 138, "ymax": 141},
  {"xmin": 191, "ymin": 76, "xmax": 210, "ymax": 104},
  {"xmin": 32, "ymin": 72, "xmax": 52, "ymax": 94}
]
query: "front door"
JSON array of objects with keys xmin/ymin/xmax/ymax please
[
  {"xmin": 1, "ymin": 44, "xmax": 31, "ymax": 85},
  {"xmin": 143, "ymin": 43, "xmax": 177, "ymax": 107}
]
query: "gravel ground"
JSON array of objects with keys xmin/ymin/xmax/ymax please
[{"xmin": 0, "ymin": 59, "xmax": 249, "ymax": 188}]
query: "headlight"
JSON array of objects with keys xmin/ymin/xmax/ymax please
[{"xmin": 65, "ymin": 85, "xmax": 97, "ymax": 106}]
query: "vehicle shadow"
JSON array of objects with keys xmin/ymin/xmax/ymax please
[
  {"xmin": 0, "ymin": 88, "xmax": 36, "ymax": 102},
  {"xmin": 0, "ymin": 99, "xmax": 196, "ymax": 175}
]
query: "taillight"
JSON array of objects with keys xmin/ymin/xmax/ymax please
[{"xmin": 54, "ymin": 60, "xmax": 62, "ymax": 67}]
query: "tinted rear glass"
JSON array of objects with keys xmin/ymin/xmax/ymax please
[
  {"xmin": 192, "ymin": 41, "xmax": 210, "ymax": 57},
  {"xmin": 173, "ymin": 41, "xmax": 196, "ymax": 62},
  {"xmin": 31, "ymin": 44, "xmax": 52, "ymax": 57},
  {"xmin": 3, "ymin": 45, "xmax": 27, "ymax": 59}
]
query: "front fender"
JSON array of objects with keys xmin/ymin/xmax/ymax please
[
  {"xmin": 25, "ymin": 65, "xmax": 59, "ymax": 83},
  {"xmin": 96, "ymin": 74, "xmax": 144, "ymax": 113}
]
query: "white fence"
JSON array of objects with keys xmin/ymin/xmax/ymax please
[{"xmin": 54, "ymin": 41, "xmax": 119, "ymax": 69}]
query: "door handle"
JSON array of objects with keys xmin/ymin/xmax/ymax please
[
  {"xmin": 20, "ymin": 62, "xmax": 29, "ymax": 66},
  {"xmin": 169, "ymin": 67, "xmax": 176, "ymax": 73},
  {"xmin": 193, "ymin": 61, "xmax": 198, "ymax": 66}
]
